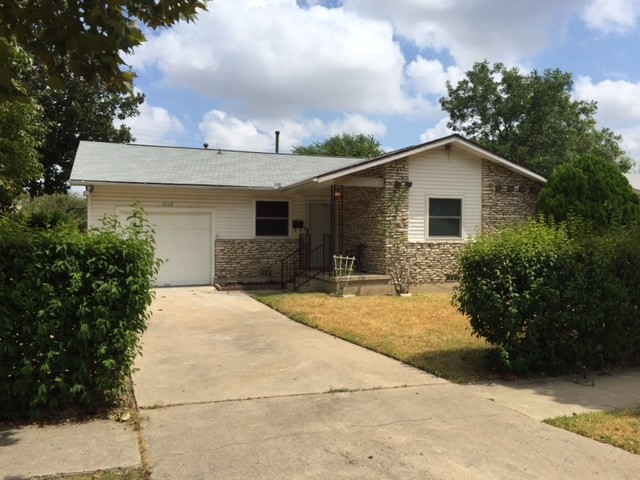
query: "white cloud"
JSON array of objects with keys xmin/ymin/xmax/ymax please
[
  {"xmin": 583, "ymin": 0, "xmax": 640, "ymax": 35},
  {"xmin": 122, "ymin": 101, "xmax": 186, "ymax": 145},
  {"xmin": 132, "ymin": 0, "xmax": 408, "ymax": 118},
  {"xmin": 419, "ymin": 117, "xmax": 453, "ymax": 143},
  {"xmin": 619, "ymin": 125, "xmax": 640, "ymax": 169},
  {"xmin": 573, "ymin": 76, "xmax": 640, "ymax": 166},
  {"xmin": 574, "ymin": 76, "xmax": 640, "ymax": 126},
  {"xmin": 199, "ymin": 109, "xmax": 387, "ymax": 152},
  {"xmin": 324, "ymin": 113, "xmax": 387, "ymax": 137},
  {"xmin": 341, "ymin": 0, "xmax": 583, "ymax": 68},
  {"xmin": 199, "ymin": 110, "xmax": 274, "ymax": 151},
  {"xmin": 406, "ymin": 56, "xmax": 463, "ymax": 95}
]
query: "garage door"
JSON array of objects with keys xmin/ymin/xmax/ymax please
[{"xmin": 147, "ymin": 212, "xmax": 213, "ymax": 287}]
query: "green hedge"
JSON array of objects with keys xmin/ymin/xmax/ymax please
[
  {"xmin": 0, "ymin": 210, "xmax": 158, "ymax": 419},
  {"xmin": 453, "ymin": 219, "xmax": 640, "ymax": 375}
]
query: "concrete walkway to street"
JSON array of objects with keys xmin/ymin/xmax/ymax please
[{"xmin": 2, "ymin": 287, "xmax": 639, "ymax": 479}]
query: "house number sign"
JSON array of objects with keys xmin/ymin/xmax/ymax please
[{"xmin": 161, "ymin": 202, "xmax": 174, "ymax": 207}]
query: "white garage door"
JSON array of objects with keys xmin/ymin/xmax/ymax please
[{"xmin": 147, "ymin": 212, "xmax": 213, "ymax": 287}]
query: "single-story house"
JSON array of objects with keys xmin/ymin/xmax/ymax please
[{"xmin": 70, "ymin": 134, "xmax": 546, "ymax": 290}]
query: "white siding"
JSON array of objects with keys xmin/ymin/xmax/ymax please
[
  {"xmin": 408, "ymin": 150, "xmax": 482, "ymax": 242},
  {"xmin": 87, "ymin": 185, "xmax": 307, "ymax": 240}
]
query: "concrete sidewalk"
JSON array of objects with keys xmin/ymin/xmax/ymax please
[
  {"xmin": 2, "ymin": 287, "xmax": 639, "ymax": 479},
  {"xmin": 466, "ymin": 368, "xmax": 640, "ymax": 420},
  {"xmin": 0, "ymin": 419, "xmax": 140, "ymax": 479}
]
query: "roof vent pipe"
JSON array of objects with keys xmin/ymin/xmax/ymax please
[{"xmin": 275, "ymin": 130, "xmax": 280, "ymax": 154}]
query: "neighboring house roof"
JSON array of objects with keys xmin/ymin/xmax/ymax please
[
  {"xmin": 70, "ymin": 134, "xmax": 546, "ymax": 190},
  {"xmin": 625, "ymin": 174, "xmax": 640, "ymax": 194},
  {"xmin": 70, "ymin": 141, "xmax": 365, "ymax": 190}
]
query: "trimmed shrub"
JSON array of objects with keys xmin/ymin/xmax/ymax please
[
  {"xmin": 0, "ymin": 209, "xmax": 159, "ymax": 419},
  {"xmin": 453, "ymin": 219, "xmax": 640, "ymax": 375},
  {"xmin": 537, "ymin": 154, "xmax": 640, "ymax": 228}
]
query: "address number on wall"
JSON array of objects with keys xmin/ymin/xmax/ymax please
[{"xmin": 161, "ymin": 202, "xmax": 174, "ymax": 207}]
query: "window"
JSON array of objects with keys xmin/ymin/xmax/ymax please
[
  {"xmin": 255, "ymin": 201, "xmax": 289, "ymax": 237},
  {"xmin": 428, "ymin": 198, "xmax": 462, "ymax": 238}
]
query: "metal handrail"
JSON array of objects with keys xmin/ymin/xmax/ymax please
[{"xmin": 280, "ymin": 238, "xmax": 332, "ymax": 290}]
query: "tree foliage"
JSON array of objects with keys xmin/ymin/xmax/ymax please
[
  {"xmin": 19, "ymin": 193, "xmax": 87, "ymax": 231},
  {"xmin": 440, "ymin": 61, "xmax": 632, "ymax": 177},
  {"xmin": 537, "ymin": 154, "xmax": 640, "ymax": 227},
  {"xmin": 293, "ymin": 133, "xmax": 385, "ymax": 158},
  {"xmin": 14, "ymin": 58, "xmax": 144, "ymax": 195},
  {"xmin": 0, "ymin": 0, "xmax": 207, "ymax": 97},
  {"xmin": 0, "ymin": 98, "xmax": 45, "ymax": 211}
]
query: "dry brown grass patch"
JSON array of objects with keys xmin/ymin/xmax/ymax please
[{"xmin": 255, "ymin": 292, "xmax": 494, "ymax": 383}]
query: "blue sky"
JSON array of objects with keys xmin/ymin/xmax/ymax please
[{"xmin": 123, "ymin": 0, "xmax": 640, "ymax": 167}]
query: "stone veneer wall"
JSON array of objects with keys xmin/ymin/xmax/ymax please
[
  {"xmin": 342, "ymin": 159, "xmax": 410, "ymax": 273},
  {"xmin": 481, "ymin": 160, "xmax": 543, "ymax": 233},
  {"xmin": 215, "ymin": 239, "xmax": 298, "ymax": 280},
  {"xmin": 405, "ymin": 242, "xmax": 464, "ymax": 283}
]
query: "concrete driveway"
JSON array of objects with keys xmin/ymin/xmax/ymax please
[{"xmin": 133, "ymin": 287, "xmax": 640, "ymax": 479}]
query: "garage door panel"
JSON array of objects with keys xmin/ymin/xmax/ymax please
[
  {"xmin": 148, "ymin": 211, "xmax": 213, "ymax": 287},
  {"xmin": 157, "ymin": 231, "xmax": 210, "ymax": 249},
  {"xmin": 158, "ymin": 247, "xmax": 210, "ymax": 264},
  {"xmin": 120, "ymin": 209, "xmax": 213, "ymax": 286},
  {"xmin": 150, "ymin": 214, "xmax": 210, "ymax": 230},
  {"xmin": 158, "ymin": 265, "xmax": 211, "ymax": 287}
]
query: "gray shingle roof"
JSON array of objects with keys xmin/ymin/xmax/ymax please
[{"xmin": 70, "ymin": 141, "xmax": 366, "ymax": 189}]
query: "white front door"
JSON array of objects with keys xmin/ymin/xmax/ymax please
[{"xmin": 308, "ymin": 202, "xmax": 331, "ymax": 250}]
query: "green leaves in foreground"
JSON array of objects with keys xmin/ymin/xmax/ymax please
[
  {"xmin": 0, "ymin": 207, "xmax": 160, "ymax": 419},
  {"xmin": 454, "ymin": 219, "xmax": 640, "ymax": 375}
]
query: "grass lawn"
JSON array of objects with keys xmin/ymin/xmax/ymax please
[
  {"xmin": 545, "ymin": 407, "xmax": 640, "ymax": 455},
  {"xmin": 38, "ymin": 467, "xmax": 145, "ymax": 480},
  {"xmin": 254, "ymin": 292, "xmax": 494, "ymax": 383}
]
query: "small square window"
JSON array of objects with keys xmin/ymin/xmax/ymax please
[
  {"xmin": 256, "ymin": 201, "xmax": 289, "ymax": 237},
  {"xmin": 428, "ymin": 198, "xmax": 462, "ymax": 238}
]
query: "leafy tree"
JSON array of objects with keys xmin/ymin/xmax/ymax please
[
  {"xmin": 440, "ymin": 61, "xmax": 632, "ymax": 177},
  {"xmin": 0, "ymin": 0, "xmax": 207, "ymax": 97},
  {"xmin": 19, "ymin": 193, "xmax": 87, "ymax": 231},
  {"xmin": 0, "ymin": 98, "xmax": 44, "ymax": 211},
  {"xmin": 537, "ymin": 154, "xmax": 640, "ymax": 227},
  {"xmin": 16, "ymin": 59, "xmax": 144, "ymax": 195},
  {"xmin": 293, "ymin": 133, "xmax": 385, "ymax": 158}
]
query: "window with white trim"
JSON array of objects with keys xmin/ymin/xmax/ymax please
[
  {"xmin": 255, "ymin": 201, "xmax": 289, "ymax": 237},
  {"xmin": 428, "ymin": 198, "xmax": 462, "ymax": 238}
]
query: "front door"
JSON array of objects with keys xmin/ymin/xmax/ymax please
[
  {"xmin": 308, "ymin": 201, "xmax": 331, "ymax": 271},
  {"xmin": 308, "ymin": 202, "xmax": 331, "ymax": 250}
]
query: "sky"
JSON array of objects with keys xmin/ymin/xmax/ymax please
[{"xmin": 122, "ymin": 0, "xmax": 640, "ymax": 168}]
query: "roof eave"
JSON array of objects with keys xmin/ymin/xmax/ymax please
[{"xmin": 69, "ymin": 179, "xmax": 285, "ymax": 191}]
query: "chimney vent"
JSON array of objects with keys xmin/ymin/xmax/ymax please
[{"xmin": 275, "ymin": 131, "xmax": 280, "ymax": 154}]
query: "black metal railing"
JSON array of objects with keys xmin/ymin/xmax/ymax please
[{"xmin": 280, "ymin": 234, "xmax": 332, "ymax": 290}]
